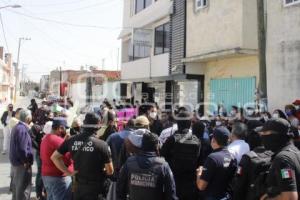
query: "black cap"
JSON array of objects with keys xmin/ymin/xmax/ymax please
[
  {"xmin": 52, "ymin": 118, "xmax": 68, "ymax": 128},
  {"xmin": 83, "ymin": 112, "xmax": 100, "ymax": 127},
  {"xmin": 212, "ymin": 127, "xmax": 230, "ymax": 144},
  {"xmin": 255, "ymin": 118, "xmax": 290, "ymax": 135}
]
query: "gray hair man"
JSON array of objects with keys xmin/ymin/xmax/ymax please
[
  {"xmin": 9, "ymin": 109, "xmax": 33, "ymax": 200},
  {"xmin": 228, "ymin": 122, "xmax": 250, "ymax": 164}
]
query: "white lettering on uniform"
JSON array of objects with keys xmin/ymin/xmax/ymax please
[{"xmin": 130, "ymin": 173, "xmax": 157, "ymax": 188}]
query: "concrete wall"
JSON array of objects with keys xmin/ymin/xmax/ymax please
[
  {"xmin": 186, "ymin": 0, "xmax": 258, "ymax": 58},
  {"xmin": 266, "ymin": 0, "xmax": 300, "ymax": 111},
  {"xmin": 202, "ymin": 55, "xmax": 259, "ymax": 111},
  {"xmin": 93, "ymin": 81, "xmax": 121, "ymax": 102},
  {"xmin": 122, "ymin": 57, "xmax": 151, "ymax": 79}
]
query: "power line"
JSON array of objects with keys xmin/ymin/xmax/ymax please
[
  {"xmin": 7, "ymin": 9, "xmax": 131, "ymax": 30},
  {"xmin": 24, "ymin": 0, "xmax": 119, "ymax": 15},
  {"xmin": 0, "ymin": 12, "xmax": 9, "ymax": 52},
  {"xmin": 19, "ymin": 0, "xmax": 93, "ymax": 7}
]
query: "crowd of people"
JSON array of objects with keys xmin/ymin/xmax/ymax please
[{"xmin": 1, "ymin": 98, "xmax": 300, "ymax": 200}]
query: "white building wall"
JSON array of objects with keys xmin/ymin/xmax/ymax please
[
  {"xmin": 266, "ymin": 0, "xmax": 300, "ymax": 111},
  {"xmin": 120, "ymin": 0, "xmax": 172, "ymax": 81},
  {"xmin": 69, "ymin": 82, "xmax": 87, "ymax": 107}
]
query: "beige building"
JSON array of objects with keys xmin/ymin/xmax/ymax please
[
  {"xmin": 0, "ymin": 47, "xmax": 14, "ymax": 103},
  {"xmin": 266, "ymin": 0, "xmax": 300, "ymax": 111},
  {"xmin": 183, "ymin": 0, "xmax": 259, "ymax": 113}
]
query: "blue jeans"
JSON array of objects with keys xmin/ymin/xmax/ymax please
[{"xmin": 42, "ymin": 176, "xmax": 72, "ymax": 200}]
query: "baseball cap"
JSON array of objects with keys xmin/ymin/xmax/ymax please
[
  {"xmin": 212, "ymin": 127, "xmax": 230, "ymax": 144},
  {"xmin": 52, "ymin": 118, "xmax": 68, "ymax": 129},
  {"xmin": 255, "ymin": 118, "xmax": 290, "ymax": 135},
  {"xmin": 134, "ymin": 116, "xmax": 150, "ymax": 128},
  {"xmin": 128, "ymin": 129, "xmax": 150, "ymax": 148},
  {"xmin": 83, "ymin": 112, "xmax": 100, "ymax": 128}
]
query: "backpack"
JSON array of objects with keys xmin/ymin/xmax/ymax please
[
  {"xmin": 246, "ymin": 150, "xmax": 273, "ymax": 200},
  {"xmin": 171, "ymin": 131, "xmax": 201, "ymax": 173}
]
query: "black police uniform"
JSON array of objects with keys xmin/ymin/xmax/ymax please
[
  {"xmin": 266, "ymin": 143, "xmax": 300, "ymax": 198},
  {"xmin": 57, "ymin": 129, "xmax": 112, "ymax": 200},
  {"xmin": 117, "ymin": 152, "xmax": 178, "ymax": 200},
  {"xmin": 200, "ymin": 147, "xmax": 237, "ymax": 200},
  {"xmin": 233, "ymin": 146, "xmax": 273, "ymax": 200}
]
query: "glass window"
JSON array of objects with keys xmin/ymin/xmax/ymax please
[
  {"xmin": 155, "ymin": 25, "xmax": 164, "ymax": 55},
  {"xmin": 164, "ymin": 23, "xmax": 170, "ymax": 53},
  {"xmin": 128, "ymin": 41, "xmax": 134, "ymax": 61},
  {"xmin": 195, "ymin": 0, "xmax": 208, "ymax": 11},
  {"xmin": 128, "ymin": 40, "xmax": 150, "ymax": 61},
  {"xmin": 136, "ymin": 0, "xmax": 152, "ymax": 14},
  {"xmin": 136, "ymin": 0, "xmax": 144, "ymax": 13},
  {"xmin": 145, "ymin": 0, "xmax": 152, "ymax": 8},
  {"xmin": 154, "ymin": 23, "xmax": 170, "ymax": 55},
  {"xmin": 285, "ymin": 0, "xmax": 300, "ymax": 5}
]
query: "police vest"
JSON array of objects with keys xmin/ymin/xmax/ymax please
[{"xmin": 126, "ymin": 156, "xmax": 166, "ymax": 200}]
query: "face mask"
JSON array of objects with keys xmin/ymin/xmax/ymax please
[
  {"xmin": 286, "ymin": 111, "xmax": 293, "ymax": 117},
  {"xmin": 149, "ymin": 112, "xmax": 157, "ymax": 119},
  {"xmin": 263, "ymin": 116, "xmax": 269, "ymax": 121},
  {"xmin": 216, "ymin": 121, "xmax": 222, "ymax": 126},
  {"xmin": 231, "ymin": 110, "xmax": 237, "ymax": 116},
  {"xmin": 247, "ymin": 110, "xmax": 254, "ymax": 116},
  {"xmin": 261, "ymin": 134, "xmax": 288, "ymax": 152},
  {"xmin": 272, "ymin": 113, "xmax": 279, "ymax": 119}
]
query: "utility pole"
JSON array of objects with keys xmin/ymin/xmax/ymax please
[
  {"xmin": 59, "ymin": 66, "xmax": 62, "ymax": 97},
  {"xmin": 14, "ymin": 37, "xmax": 30, "ymax": 102},
  {"xmin": 257, "ymin": 0, "xmax": 267, "ymax": 105},
  {"xmin": 102, "ymin": 58, "xmax": 105, "ymax": 70},
  {"xmin": 116, "ymin": 48, "xmax": 120, "ymax": 71}
]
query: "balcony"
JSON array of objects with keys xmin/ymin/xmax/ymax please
[
  {"xmin": 119, "ymin": 0, "xmax": 172, "ymax": 39},
  {"xmin": 121, "ymin": 53, "xmax": 169, "ymax": 81}
]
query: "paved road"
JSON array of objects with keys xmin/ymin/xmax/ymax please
[{"xmin": 0, "ymin": 97, "xmax": 38, "ymax": 200}]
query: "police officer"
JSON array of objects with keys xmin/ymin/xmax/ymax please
[
  {"xmin": 51, "ymin": 112, "xmax": 114, "ymax": 200},
  {"xmin": 258, "ymin": 118, "xmax": 300, "ymax": 200},
  {"xmin": 117, "ymin": 132, "xmax": 178, "ymax": 200},
  {"xmin": 197, "ymin": 127, "xmax": 237, "ymax": 200},
  {"xmin": 161, "ymin": 112, "xmax": 201, "ymax": 200},
  {"xmin": 233, "ymin": 120, "xmax": 273, "ymax": 200}
]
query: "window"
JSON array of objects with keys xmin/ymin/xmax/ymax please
[
  {"xmin": 128, "ymin": 40, "xmax": 150, "ymax": 61},
  {"xmin": 284, "ymin": 0, "xmax": 300, "ymax": 6},
  {"xmin": 135, "ymin": 0, "xmax": 152, "ymax": 14},
  {"xmin": 195, "ymin": 0, "xmax": 208, "ymax": 11},
  {"xmin": 154, "ymin": 23, "xmax": 170, "ymax": 55}
]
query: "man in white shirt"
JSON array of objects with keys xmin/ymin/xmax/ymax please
[{"xmin": 228, "ymin": 122, "xmax": 250, "ymax": 164}]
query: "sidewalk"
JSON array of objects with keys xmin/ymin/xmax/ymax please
[{"xmin": 0, "ymin": 129, "xmax": 37, "ymax": 200}]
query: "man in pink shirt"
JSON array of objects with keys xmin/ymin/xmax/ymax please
[{"xmin": 40, "ymin": 118, "xmax": 74, "ymax": 200}]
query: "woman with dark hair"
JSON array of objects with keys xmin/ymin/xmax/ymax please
[
  {"xmin": 285, "ymin": 104, "xmax": 299, "ymax": 128},
  {"xmin": 272, "ymin": 109, "xmax": 288, "ymax": 120}
]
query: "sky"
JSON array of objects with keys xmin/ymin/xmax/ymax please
[{"xmin": 0, "ymin": 0, "xmax": 123, "ymax": 82}]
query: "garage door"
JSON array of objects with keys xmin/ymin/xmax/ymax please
[{"xmin": 210, "ymin": 77, "xmax": 256, "ymax": 112}]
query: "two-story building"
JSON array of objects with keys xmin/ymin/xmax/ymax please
[
  {"xmin": 0, "ymin": 47, "xmax": 14, "ymax": 103},
  {"xmin": 120, "ymin": 0, "xmax": 205, "ymax": 111},
  {"xmin": 183, "ymin": 0, "xmax": 259, "ymax": 113},
  {"xmin": 266, "ymin": 0, "xmax": 300, "ymax": 111}
]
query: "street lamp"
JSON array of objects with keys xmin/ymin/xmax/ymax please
[
  {"xmin": 14, "ymin": 37, "xmax": 31, "ymax": 103},
  {"xmin": 0, "ymin": 4, "xmax": 22, "ymax": 10}
]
